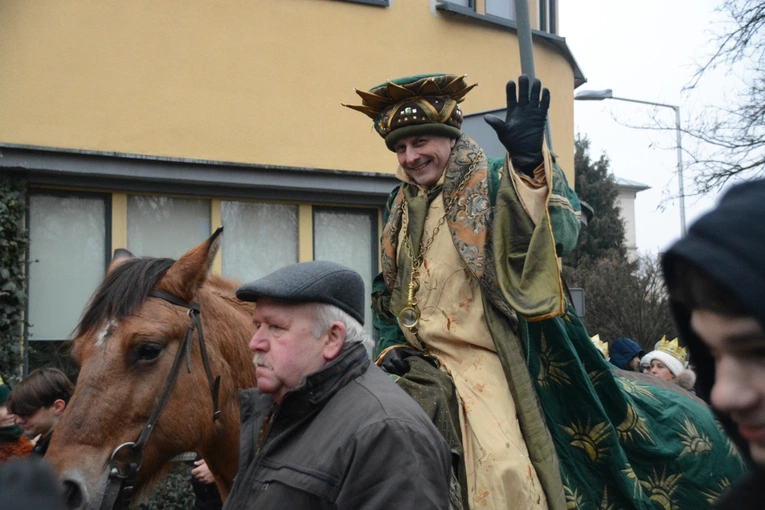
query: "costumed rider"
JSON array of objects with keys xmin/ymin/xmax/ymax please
[{"xmin": 343, "ymin": 73, "xmax": 747, "ymax": 510}]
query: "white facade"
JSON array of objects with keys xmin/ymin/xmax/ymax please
[{"xmin": 615, "ymin": 177, "xmax": 650, "ymax": 260}]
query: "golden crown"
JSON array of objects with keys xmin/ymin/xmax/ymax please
[
  {"xmin": 342, "ymin": 73, "xmax": 478, "ymax": 148},
  {"xmin": 657, "ymin": 336, "xmax": 687, "ymax": 364},
  {"xmin": 590, "ymin": 334, "xmax": 609, "ymax": 359}
]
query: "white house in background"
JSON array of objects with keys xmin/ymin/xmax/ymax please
[{"xmin": 615, "ymin": 177, "xmax": 650, "ymax": 260}]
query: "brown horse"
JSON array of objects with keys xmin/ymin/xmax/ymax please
[{"xmin": 46, "ymin": 229, "xmax": 257, "ymax": 509}]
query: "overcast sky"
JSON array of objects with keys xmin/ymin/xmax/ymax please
[{"xmin": 558, "ymin": 0, "xmax": 733, "ymax": 255}]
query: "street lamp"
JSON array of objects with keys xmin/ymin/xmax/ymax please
[{"xmin": 574, "ymin": 89, "xmax": 687, "ymax": 237}]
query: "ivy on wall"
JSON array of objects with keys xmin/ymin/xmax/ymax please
[{"xmin": 0, "ymin": 176, "xmax": 28, "ymax": 386}]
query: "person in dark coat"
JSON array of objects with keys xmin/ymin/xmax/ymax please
[
  {"xmin": 663, "ymin": 178, "xmax": 765, "ymax": 509},
  {"xmin": 223, "ymin": 261, "xmax": 452, "ymax": 510},
  {"xmin": 0, "ymin": 383, "xmax": 33, "ymax": 463},
  {"xmin": 608, "ymin": 337, "xmax": 644, "ymax": 371}
]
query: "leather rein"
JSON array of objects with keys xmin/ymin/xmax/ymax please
[{"xmin": 98, "ymin": 289, "xmax": 221, "ymax": 510}]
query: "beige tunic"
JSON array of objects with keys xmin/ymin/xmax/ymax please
[{"xmin": 398, "ymin": 188, "xmax": 548, "ymax": 510}]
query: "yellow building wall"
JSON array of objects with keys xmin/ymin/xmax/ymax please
[{"xmin": 0, "ymin": 0, "xmax": 576, "ymax": 177}]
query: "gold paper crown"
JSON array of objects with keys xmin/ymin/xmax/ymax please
[
  {"xmin": 657, "ymin": 335, "xmax": 687, "ymax": 364},
  {"xmin": 342, "ymin": 73, "xmax": 478, "ymax": 150},
  {"xmin": 590, "ymin": 334, "xmax": 609, "ymax": 359}
]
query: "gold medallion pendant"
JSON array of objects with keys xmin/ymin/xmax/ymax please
[
  {"xmin": 398, "ymin": 305, "xmax": 421, "ymax": 330},
  {"xmin": 398, "ymin": 272, "xmax": 421, "ymax": 330}
]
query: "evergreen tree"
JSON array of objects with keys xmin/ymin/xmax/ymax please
[{"xmin": 565, "ymin": 134, "xmax": 627, "ymax": 269}]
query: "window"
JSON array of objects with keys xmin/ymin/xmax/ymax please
[
  {"xmin": 127, "ymin": 196, "xmax": 211, "ymax": 258},
  {"xmin": 220, "ymin": 200, "xmax": 299, "ymax": 282},
  {"xmin": 27, "ymin": 192, "xmax": 109, "ymax": 341},
  {"xmin": 486, "ymin": 0, "xmax": 515, "ymax": 20},
  {"xmin": 313, "ymin": 208, "xmax": 377, "ymax": 330}
]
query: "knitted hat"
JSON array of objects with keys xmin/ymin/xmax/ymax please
[
  {"xmin": 342, "ymin": 73, "xmax": 478, "ymax": 151},
  {"xmin": 236, "ymin": 261, "xmax": 366, "ymax": 325},
  {"xmin": 641, "ymin": 350, "xmax": 684, "ymax": 377},
  {"xmin": 609, "ymin": 337, "xmax": 645, "ymax": 370}
]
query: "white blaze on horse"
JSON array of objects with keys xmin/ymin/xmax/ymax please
[{"xmin": 46, "ymin": 229, "xmax": 257, "ymax": 509}]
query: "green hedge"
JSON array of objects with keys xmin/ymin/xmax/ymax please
[
  {"xmin": 0, "ymin": 177, "xmax": 28, "ymax": 386},
  {"xmin": 138, "ymin": 462, "xmax": 197, "ymax": 509}
]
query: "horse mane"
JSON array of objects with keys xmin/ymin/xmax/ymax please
[{"xmin": 76, "ymin": 257, "xmax": 175, "ymax": 337}]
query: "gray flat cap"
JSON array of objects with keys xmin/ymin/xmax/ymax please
[{"xmin": 236, "ymin": 261, "xmax": 365, "ymax": 325}]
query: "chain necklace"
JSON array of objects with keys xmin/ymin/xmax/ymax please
[{"xmin": 398, "ymin": 148, "xmax": 484, "ymax": 331}]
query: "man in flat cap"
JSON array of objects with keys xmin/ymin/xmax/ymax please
[
  {"xmin": 223, "ymin": 260, "xmax": 452, "ymax": 510},
  {"xmin": 344, "ymin": 74, "xmax": 745, "ymax": 509}
]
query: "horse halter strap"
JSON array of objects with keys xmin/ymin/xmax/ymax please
[
  {"xmin": 100, "ymin": 289, "xmax": 221, "ymax": 510},
  {"xmin": 147, "ymin": 289, "xmax": 222, "ymax": 424}
]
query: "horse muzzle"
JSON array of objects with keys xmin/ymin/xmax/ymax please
[{"xmin": 60, "ymin": 468, "xmax": 108, "ymax": 510}]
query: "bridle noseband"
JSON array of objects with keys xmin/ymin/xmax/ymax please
[{"xmin": 99, "ymin": 289, "xmax": 221, "ymax": 510}]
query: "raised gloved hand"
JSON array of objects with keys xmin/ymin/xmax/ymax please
[
  {"xmin": 484, "ymin": 75, "xmax": 550, "ymax": 176},
  {"xmin": 378, "ymin": 346, "xmax": 438, "ymax": 377}
]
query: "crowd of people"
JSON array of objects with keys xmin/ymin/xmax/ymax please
[{"xmin": 0, "ymin": 73, "xmax": 763, "ymax": 509}]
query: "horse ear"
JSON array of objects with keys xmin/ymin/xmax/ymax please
[
  {"xmin": 107, "ymin": 248, "xmax": 135, "ymax": 275},
  {"xmin": 157, "ymin": 227, "xmax": 223, "ymax": 300}
]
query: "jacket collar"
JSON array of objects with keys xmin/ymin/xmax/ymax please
[
  {"xmin": 241, "ymin": 342, "xmax": 370, "ymax": 421},
  {"xmin": 281, "ymin": 341, "xmax": 369, "ymax": 410}
]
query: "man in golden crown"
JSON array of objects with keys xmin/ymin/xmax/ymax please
[{"xmin": 344, "ymin": 74, "xmax": 745, "ymax": 510}]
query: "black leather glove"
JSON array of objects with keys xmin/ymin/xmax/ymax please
[
  {"xmin": 378, "ymin": 347, "xmax": 438, "ymax": 377},
  {"xmin": 484, "ymin": 75, "xmax": 550, "ymax": 176}
]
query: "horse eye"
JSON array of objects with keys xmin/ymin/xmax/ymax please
[{"xmin": 137, "ymin": 343, "xmax": 162, "ymax": 362}]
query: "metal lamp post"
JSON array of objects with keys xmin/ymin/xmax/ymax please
[{"xmin": 574, "ymin": 89, "xmax": 686, "ymax": 237}]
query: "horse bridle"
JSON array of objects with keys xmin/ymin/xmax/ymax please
[{"xmin": 98, "ymin": 289, "xmax": 221, "ymax": 510}]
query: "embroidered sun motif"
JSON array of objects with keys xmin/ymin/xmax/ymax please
[
  {"xmin": 599, "ymin": 486, "xmax": 620, "ymax": 510},
  {"xmin": 559, "ymin": 419, "xmax": 611, "ymax": 463},
  {"xmin": 700, "ymin": 477, "xmax": 732, "ymax": 505},
  {"xmin": 621, "ymin": 465, "xmax": 644, "ymax": 499},
  {"xmin": 616, "ymin": 376, "xmax": 661, "ymax": 404},
  {"xmin": 587, "ymin": 369, "xmax": 608, "ymax": 387},
  {"xmin": 538, "ymin": 335, "xmax": 574, "ymax": 388},
  {"xmin": 564, "ymin": 483, "xmax": 585, "ymax": 510},
  {"xmin": 677, "ymin": 415, "xmax": 713, "ymax": 456},
  {"xmin": 616, "ymin": 404, "xmax": 653, "ymax": 444},
  {"xmin": 726, "ymin": 435, "xmax": 741, "ymax": 460},
  {"xmin": 638, "ymin": 466, "xmax": 683, "ymax": 510}
]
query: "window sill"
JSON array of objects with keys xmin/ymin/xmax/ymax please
[
  {"xmin": 335, "ymin": 0, "xmax": 389, "ymax": 7},
  {"xmin": 436, "ymin": 2, "xmax": 520, "ymax": 31}
]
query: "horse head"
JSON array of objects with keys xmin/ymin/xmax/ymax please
[{"xmin": 46, "ymin": 228, "xmax": 257, "ymax": 509}]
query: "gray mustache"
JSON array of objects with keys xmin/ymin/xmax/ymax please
[{"xmin": 252, "ymin": 352, "xmax": 272, "ymax": 370}]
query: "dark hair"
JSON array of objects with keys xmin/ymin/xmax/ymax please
[
  {"xmin": 668, "ymin": 260, "xmax": 749, "ymax": 317},
  {"xmin": 76, "ymin": 257, "xmax": 175, "ymax": 337},
  {"xmin": 7, "ymin": 368, "xmax": 74, "ymax": 417}
]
